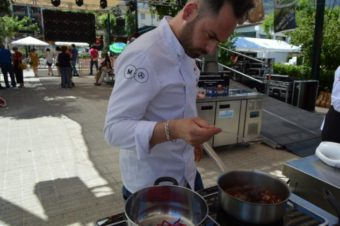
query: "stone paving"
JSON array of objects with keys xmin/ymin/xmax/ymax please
[{"xmin": 0, "ymin": 68, "xmax": 299, "ymax": 226}]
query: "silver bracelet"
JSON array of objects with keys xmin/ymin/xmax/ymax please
[{"xmin": 164, "ymin": 120, "xmax": 171, "ymax": 141}]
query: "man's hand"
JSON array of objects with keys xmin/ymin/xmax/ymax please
[
  {"xmin": 170, "ymin": 117, "xmax": 221, "ymax": 147},
  {"xmin": 150, "ymin": 117, "xmax": 221, "ymax": 149}
]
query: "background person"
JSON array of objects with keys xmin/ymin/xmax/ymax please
[
  {"xmin": 54, "ymin": 46, "xmax": 62, "ymax": 76},
  {"xmin": 12, "ymin": 47, "xmax": 24, "ymax": 88},
  {"xmin": 71, "ymin": 44, "xmax": 79, "ymax": 76},
  {"xmin": 89, "ymin": 45, "xmax": 99, "ymax": 75},
  {"xmin": 94, "ymin": 52, "xmax": 112, "ymax": 86},
  {"xmin": 321, "ymin": 66, "xmax": 340, "ymax": 143},
  {"xmin": 57, "ymin": 46, "xmax": 72, "ymax": 88},
  {"xmin": 45, "ymin": 48, "xmax": 54, "ymax": 76},
  {"xmin": 0, "ymin": 43, "xmax": 16, "ymax": 88},
  {"xmin": 29, "ymin": 48, "xmax": 39, "ymax": 77},
  {"xmin": 104, "ymin": 0, "xmax": 254, "ymax": 200}
]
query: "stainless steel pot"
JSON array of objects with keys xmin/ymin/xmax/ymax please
[
  {"xmin": 218, "ymin": 170, "xmax": 290, "ymax": 224},
  {"xmin": 203, "ymin": 142, "xmax": 290, "ymax": 224},
  {"xmin": 125, "ymin": 177, "xmax": 208, "ymax": 226}
]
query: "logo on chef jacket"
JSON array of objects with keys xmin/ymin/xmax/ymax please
[{"xmin": 124, "ymin": 65, "xmax": 148, "ymax": 83}]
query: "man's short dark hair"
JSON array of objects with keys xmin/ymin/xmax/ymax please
[{"xmin": 200, "ymin": 0, "xmax": 254, "ymax": 19}]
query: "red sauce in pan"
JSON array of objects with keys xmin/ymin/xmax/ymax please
[
  {"xmin": 157, "ymin": 219, "xmax": 186, "ymax": 226},
  {"xmin": 225, "ymin": 185, "xmax": 284, "ymax": 204}
]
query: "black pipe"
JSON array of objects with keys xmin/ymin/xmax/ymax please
[{"xmin": 311, "ymin": 0, "xmax": 326, "ymax": 80}]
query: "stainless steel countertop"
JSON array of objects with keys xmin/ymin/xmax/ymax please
[
  {"xmin": 197, "ymin": 89, "xmax": 264, "ymax": 103},
  {"xmin": 285, "ymin": 155, "xmax": 340, "ymax": 189}
]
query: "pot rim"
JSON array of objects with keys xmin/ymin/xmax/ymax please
[{"xmin": 125, "ymin": 184, "xmax": 209, "ymax": 226}]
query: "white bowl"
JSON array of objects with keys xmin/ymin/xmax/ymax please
[{"xmin": 315, "ymin": 141, "xmax": 340, "ymax": 168}]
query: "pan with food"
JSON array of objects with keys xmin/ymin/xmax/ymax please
[{"xmin": 202, "ymin": 142, "xmax": 290, "ymax": 224}]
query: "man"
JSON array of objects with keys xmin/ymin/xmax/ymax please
[
  {"xmin": 12, "ymin": 47, "xmax": 24, "ymax": 88},
  {"xmin": 0, "ymin": 43, "xmax": 16, "ymax": 88},
  {"xmin": 104, "ymin": 0, "xmax": 254, "ymax": 199},
  {"xmin": 71, "ymin": 44, "xmax": 79, "ymax": 76},
  {"xmin": 321, "ymin": 66, "xmax": 340, "ymax": 143},
  {"xmin": 89, "ymin": 45, "xmax": 98, "ymax": 75}
]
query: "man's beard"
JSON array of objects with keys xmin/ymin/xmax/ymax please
[{"xmin": 178, "ymin": 19, "xmax": 207, "ymax": 58}]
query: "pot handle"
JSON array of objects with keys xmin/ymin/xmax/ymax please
[
  {"xmin": 154, "ymin": 177, "xmax": 179, "ymax": 186},
  {"xmin": 205, "ymin": 215, "xmax": 219, "ymax": 225},
  {"xmin": 322, "ymin": 188, "xmax": 340, "ymax": 224}
]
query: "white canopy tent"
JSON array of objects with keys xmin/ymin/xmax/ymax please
[
  {"xmin": 234, "ymin": 37, "xmax": 301, "ymax": 63},
  {"xmin": 55, "ymin": 41, "xmax": 89, "ymax": 47},
  {"xmin": 11, "ymin": 36, "xmax": 49, "ymax": 46}
]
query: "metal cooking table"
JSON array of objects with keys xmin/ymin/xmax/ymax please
[{"xmin": 283, "ymin": 155, "xmax": 340, "ymax": 217}]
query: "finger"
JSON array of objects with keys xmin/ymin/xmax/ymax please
[
  {"xmin": 194, "ymin": 146, "xmax": 203, "ymax": 162},
  {"xmin": 192, "ymin": 117, "xmax": 212, "ymax": 128},
  {"xmin": 193, "ymin": 117, "xmax": 221, "ymax": 131}
]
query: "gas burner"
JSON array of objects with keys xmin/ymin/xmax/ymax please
[{"xmin": 96, "ymin": 186, "xmax": 328, "ymax": 226}]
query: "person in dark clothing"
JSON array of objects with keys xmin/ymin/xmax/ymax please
[
  {"xmin": 71, "ymin": 44, "xmax": 79, "ymax": 76},
  {"xmin": 57, "ymin": 46, "xmax": 72, "ymax": 88},
  {"xmin": 0, "ymin": 43, "xmax": 16, "ymax": 88},
  {"xmin": 12, "ymin": 47, "xmax": 24, "ymax": 88},
  {"xmin": 321, "ymin": 66, "xmax": 340, "ymax": 143}
]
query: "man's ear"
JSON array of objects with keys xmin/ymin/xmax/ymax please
[{"xmin": 182, "ymin": 2, "xmax": 199, "ymax": 22}]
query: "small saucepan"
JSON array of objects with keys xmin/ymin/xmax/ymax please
[
  {"xmin": 125, "ymin": 177, "xmax": 208, "ymax": 226},
  {"xmin": 203, "ymin": 142, "xmax": 290, "ymax": 224}
]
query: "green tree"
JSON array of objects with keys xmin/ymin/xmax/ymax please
[
  {"xmin": 288, "ymin": 1, "xmax": 340, "ymax": 70},
  {"xmin": 0, "ymin": 0, "xmax": 11, "ymax": 16},
  {"xmin": 125, "ymin": 11, "xmax": 136, "ymax": 37},
  {"xmin": 0, "ymin": 16, "xmax": 39, "ymax": 45},
  {"xmin": 218, "ymin": 33, "xmax": 237, "ymax": 67},
  {"xmin": 261, "ymin": 12, "xmax": 274, "ymax": 39},
  {"xmin": 149, "ymin": 0, "xmax": 183, "ymax": 19},
  {"xmin": 261, "ymin": 0, "xmax": 340, "ymax": 88},
  {"xmin": 97, "ymin": 12, "xmax": 116, "ymax": 48}
]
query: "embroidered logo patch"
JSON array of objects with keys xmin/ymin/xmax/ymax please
[
  {"xmin": 124, "ymin": 65, "xmax": 149, "ymax": 83},
  {"xmin": 124, "ymin": 65, "xmax": 137, "ymax": 79},
  {"xmin": 134, "ymin": 68, "xmax": 148, "ymax": 83}
]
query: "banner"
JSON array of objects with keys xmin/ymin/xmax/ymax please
[{"xmin": 274, "ymin": 0, "xmax": 297, "ymax": 33}]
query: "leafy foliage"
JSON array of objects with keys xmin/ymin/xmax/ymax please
[
  {"xmin": 0, "ymin": 16, "xmax": 39, "ymax": 44},
  {"xmin": 261, "ymin": 12, "xmax": 274, "ymax": 39},
  {"xmin": 97, "ymin": 13, "xmax": 116, "ymax": 32},
  {"xmin": 0, "ymin": 0, "xmax": 11, "ymax": 16},
  {"xmin": 218, "ymin": 33, "xmax": 237, "ymax": 67},
  {"xmin": 288, "ymin": 1, "xmax": 340, "ymax": 82},
  {"xmin": 125, "ymin": 11, "xmax": 136, "ymax": 37},
  {"xmin": 149, "ymin": 0, "xmax": 183, "ymax": 19},
  {"xmin": 261, "ymin": 0, "xmax": 340, "ymax": 89}
]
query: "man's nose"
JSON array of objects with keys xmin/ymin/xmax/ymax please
[{"xmin": 206, "ymin": 42, "xmax": 218, "ymax": 55}]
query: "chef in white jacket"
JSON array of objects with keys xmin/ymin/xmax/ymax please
[
  {"xmin": 322, "ymin": 66, "xmax": 340, "ymax": 143},
  {"xmin": 104, "ymin": 0, "xmax": 254, "ymax": 199}
]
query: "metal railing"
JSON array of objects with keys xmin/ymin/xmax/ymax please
[
  {"xmin": 219, "ymin": 46, "xmax": 268, "ymax": 84},
  {"xmin": 196, "ymin": 46, "xmax": 270, "ymax": 85}
]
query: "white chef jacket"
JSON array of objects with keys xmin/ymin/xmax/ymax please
[
  {"xmin": 104, "ymin": 17, "xmax": 201, "ymax": 193},
  {"xmin": 331, "ymin": 66, "xmax": 340, "ymax": 112}
]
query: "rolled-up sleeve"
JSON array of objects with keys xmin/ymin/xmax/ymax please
[
  {"xmin": 104, "ymin": 53, "xmax": 161, "ymax": 159},
  {"xmin": 135, "ymin": 120, "xmax": 157, "ymax": 159}
]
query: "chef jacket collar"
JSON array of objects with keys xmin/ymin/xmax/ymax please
[{"xmin": 160, "ymin": 16, "xmax": 187, "ymax": 62}]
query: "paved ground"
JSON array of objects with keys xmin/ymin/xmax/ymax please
[{"xmin": 1, "ymin": 68, "xmax": 300, "ymax": 226}]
